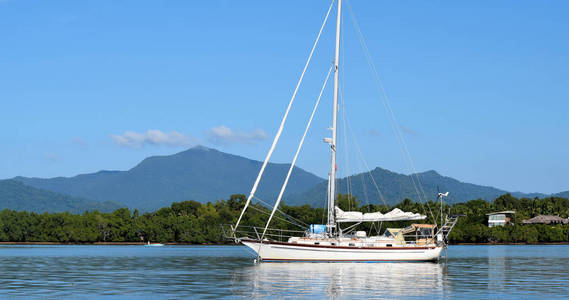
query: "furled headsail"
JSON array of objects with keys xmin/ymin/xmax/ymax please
[{"xmin": 335, "ymin": 207, "xmax": 426, "ymax": 223}]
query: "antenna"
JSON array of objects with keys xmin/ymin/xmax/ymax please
[{"xmin": 437, "ymin": 189, "xmax": 449, "ymax": 228}]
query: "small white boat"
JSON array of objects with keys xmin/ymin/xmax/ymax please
[{"xmin": 145, "ymin": 241, "xmax": 165, "ymax": 247}]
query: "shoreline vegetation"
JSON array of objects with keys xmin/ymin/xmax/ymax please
[
  {"xmin": 1, "ymin": 242, "xmax": 569, "ymax": 246},
  {"xmin": 0, "ymin": 194, "xmax": 568, "ymax": 245}
]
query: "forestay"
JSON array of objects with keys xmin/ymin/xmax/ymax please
[{"xmin": 335, "ymin": 207, "xmax": 426, "ymax": 223}]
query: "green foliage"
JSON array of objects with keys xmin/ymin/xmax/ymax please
[
  {"xmin": 0, "ymin": 193, "xmax": 567, "ymax": 244},
  {"xmin": 447, "ymin": 194, "xmax": 569, "ymax": 244},
  {"xmin": 336, "ymin": 194, "xmax": 359, "ymax": 211}
]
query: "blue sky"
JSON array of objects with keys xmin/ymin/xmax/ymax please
[{"xmin": 1, "ymin": 0, "xmax": 568, "ymax": 194}]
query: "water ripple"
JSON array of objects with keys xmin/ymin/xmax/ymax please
[{"xmin": 0, "ymin": 245, "xmax": 567, "ymax": 299}]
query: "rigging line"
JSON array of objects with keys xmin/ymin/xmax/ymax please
[
  {"xmin": 249, "ymin": 204, "xmax": 306, "ymax": 230},
  {"xmin": 254, "ymin": 197, "xmax": 309, "ymax": 228},
  {"xmin": 343, "ymin": 101, "xmax": 388, "ymax": 207},
  {"xmin": 347, "ymin": 135, "xmax": 371, "ymax": 210},
  {"xmin": 346, "ymin": 0, "xmax": 428, "ymax": 205},
  {"xmin": 356, "ymin": 138, "xmax": 373, "ymax": 209},
  {"xmin": 340, "ymin": 70, "xmax": 353, "ymax": 208},
  {"xmin": 321, "ymin": 179, "xmax": 329, "ymax": 224},
  {"xmin": 360, "ymin": 161, "xmax": 370, "ymax": 208},
  {"xmin": 341, "ymin": 102, "xmax": 353, "ymax": 210},
  {"xmin": 320, "ymin": 179, "xmax": 327, "ymax": 224},
  {"xmin": 252, "ymin": 196, "xmax": 308, "ymax": 228},
  {"xmin": 345, "ymin": 0, "xmax": 421, "ymax": 202},
  {"xmin": 339, "ymin": 82, "xmax": 375, "ymax": 212},
  {"xmin": 243, "ymin": 200, "xmax": 298, "ymax": 229},
  {"xmin": 251, "ymin": 207, "xmax": 305, "ymax": 230},
  {"xmin": 339, "ymin": 5, "xmax": 353, "ymax": 209},
  {"xmin": 261, "ymin": 64, "xmax": 334, "ymax": 240},
  {"xmin": 233, "ymin": 0, "xmax": 336, "ymax": 233},
  {"xmin": 345, "ymin": 0, "xmax": 436, "ymax": 220},
  {"xmin": 341, "ymin": 90, "xmax": 369, "ymax": 211},
  {"xmin": 249, "ymin": 208, "xmax": 304, "ymax": 231}
]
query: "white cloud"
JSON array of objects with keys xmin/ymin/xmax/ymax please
[
  {"xmin": 207, "ymin": 125, "xmax": 268, "ymax": 145},
  {"xmin": 111, "ymin": 129, "xmax": 196, "ymax": 148}
]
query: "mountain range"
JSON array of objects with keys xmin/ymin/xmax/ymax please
[
  {"xmin": 291, "ymin": 168, "xmax": 563, "ymax": 207},
  {"xmin": 13, "ymin": 146, "xmax": 323, "ymax": 212},
  {"xmin": 0, "ymin": 179, "xmax": 122, "ymax": 213},
  {"xmin": 3, "ymin": 146, "xmax": 568, "ymax": 213}
]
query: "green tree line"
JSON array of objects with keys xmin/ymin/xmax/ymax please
[{"xmin": 0, "ymin": 193, "xmax": 568, "ymax": 244}]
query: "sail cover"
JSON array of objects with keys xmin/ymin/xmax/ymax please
[{"xmin": 335, "ymin": 207, "xmax": 426, "ymax": 223}]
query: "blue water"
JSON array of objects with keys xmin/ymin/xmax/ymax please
[{"xmin": 0, "ymin": 245, "xmax": 567, "ymax": 299}]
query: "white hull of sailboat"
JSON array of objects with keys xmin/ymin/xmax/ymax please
[{"xmin": 242, "ymin": 240, "xmax": 443, "ymax": 262}]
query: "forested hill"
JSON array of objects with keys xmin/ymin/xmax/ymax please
[
  {"xmin": 0, "ymin": 179, "xmax": 121, "ymax": 213},
  {"xmin": 0, "ymin": 193, "xmax": 567, "ymax": 244},
  {"xmin": 8, "ymin": 146, "xmax": 568, "ymax": 212},
  {"xmin": 14, "ymin": 146, "xmax": 324, "ymax": 212},
  {"xmin": 288, "ymin": 168, "xmax": 541, "ymax": 207}
]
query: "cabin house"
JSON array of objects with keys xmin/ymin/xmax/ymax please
[
  {"xmin": 401, "ymin": 224, "xmax": 437, "ymax": 246},
  {"xmin": 383, "ymin": 228, "xmax": 405, "ymax": 245},
  {"xmin": 522, "ymin": 215, "xmax": 569, "ymax": 225},
  {"xmin": 487, "ymin": 211, "xmax": 515, "ymax": 227}
]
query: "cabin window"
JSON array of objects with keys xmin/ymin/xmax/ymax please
[
  {"xmin": 349, "ymin": 243, "xmax": 355, "ymax": 247},
  {"xmin": 367, "ymin": 243, "xmax": 374, "ymax": 247},
  {"xmin": 386, "ymin": 244, "xmax": 392, "ymax": 247},
  {"xmin": 331, "ymin": 243, "xmax": 336, "ymax": 246},
  {"xmin": 419, "ymin": 228, "xmax": 433, "ymax": 238},
  {"xmin": 314, "ymin": 242, "xmax": 320, "ymax": 245}
]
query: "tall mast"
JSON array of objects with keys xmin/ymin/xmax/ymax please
[{"xmin": 327, "ymin": 0, "xmax": 342, "ymax": 234}]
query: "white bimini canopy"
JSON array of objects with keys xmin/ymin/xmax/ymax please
[{"xmin": 335, "ymin": 207, "xmax": 426, "ymax": 223}]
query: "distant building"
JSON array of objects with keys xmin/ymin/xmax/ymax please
[
  {"xmin": 522, "ymin": 215, "xmax": 569, "ymax": 225},
  {"xmin": 487, "ymin": 211, "xmax": 515, "ymax": 227}
]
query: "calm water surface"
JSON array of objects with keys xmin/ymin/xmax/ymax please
[{"xmin": 0, "ymin": 245, "xmax": 567, "ymax": 299}]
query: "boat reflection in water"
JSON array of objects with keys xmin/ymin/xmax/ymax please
[{"xmin": 234, "ymin": 262, "xmax": 445, "ymax": 298}]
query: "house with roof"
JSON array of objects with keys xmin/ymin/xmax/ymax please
[
  {"xmin": 522, "ymin": 215, "xmax": 569, "ymax": 225},
  {"xmin": 487, "ymin": 211, "xmax": 515, "ymax": 227}
]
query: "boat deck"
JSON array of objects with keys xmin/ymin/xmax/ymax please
[{"xmin": 288, "ymin": 236, "xmax": 436, "ymax": 248}]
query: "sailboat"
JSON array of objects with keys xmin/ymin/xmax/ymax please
[
  {"xmin": 228, "ymin": 0, "xmax": 459, "ymax": 262},
  {"xmin": 145, "ymin": 241, "xmax": 165, "ymax": 247}
]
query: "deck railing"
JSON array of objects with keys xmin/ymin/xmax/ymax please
[
  {"xmin": 221, "ymin": 224, "xmax": 306, "ymax": 242},
  {"xmin": 222, "ymin": 224, "xmax": 441, "ymax": 246}
]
